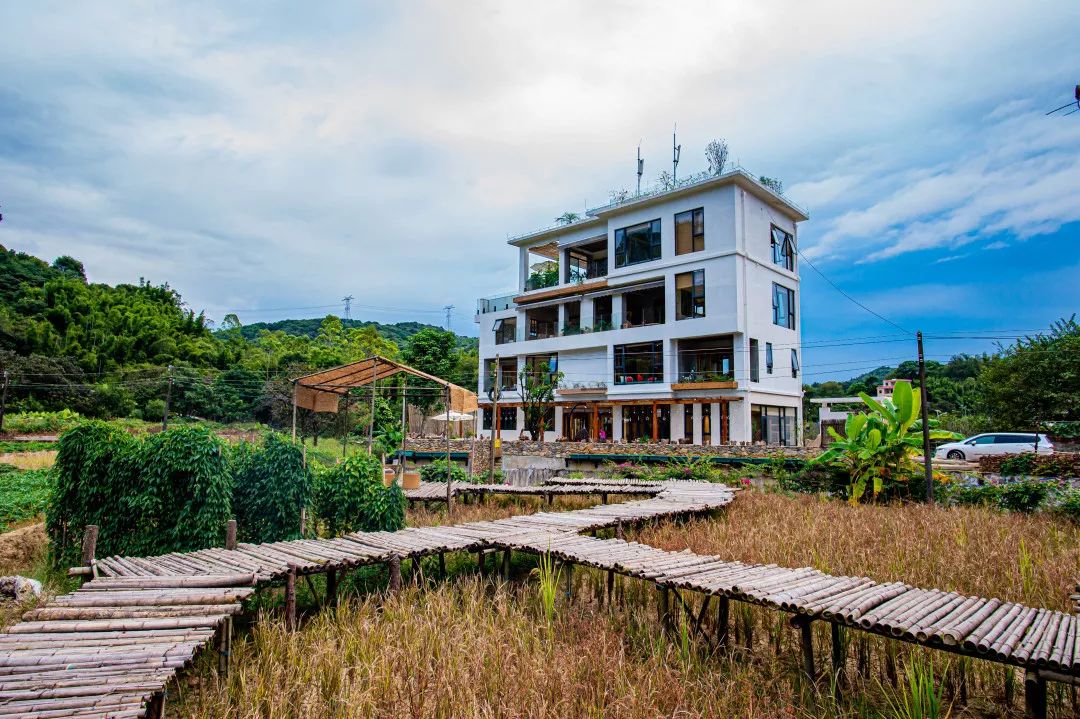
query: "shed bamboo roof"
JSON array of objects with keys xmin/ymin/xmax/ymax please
[{"xmin": 293, "ymin": 355, "xmax": 478, "ymax": 414}]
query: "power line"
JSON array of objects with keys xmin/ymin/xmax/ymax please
[{"xmin": 794, "ymin": 245, "xmax": 911, "ymax": 335}]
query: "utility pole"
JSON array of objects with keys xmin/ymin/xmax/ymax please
[
  {"xmin": 636, "ymin": 143, "xmax": 644, "ymax": 195},
  {"xmin": 162, "ymin": 365, "xmax": 174, "ymax": 431},
  {"xmin": 443, "ymin": 305, "xmax": 454, "ymax": 331},
  {"xmin": 0, "ymin": 370, "xmax": 9, "ymax": 434},
  {"xmin": 488, "ymin": 356, "xmax": 502, "ymax": 483},
  {"xmin": 917, "ymin": 332, "xmax": 933, "ymax": 502},
  {"xmin": 341, "ymin": 295, "xmax": 354, "ymax": 321}
]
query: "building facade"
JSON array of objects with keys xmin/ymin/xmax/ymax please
[{"xmin": 474, "ymin": 170, "xmax": 807, "ymax": 446}]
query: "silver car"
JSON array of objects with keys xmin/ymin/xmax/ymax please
[{"xmin": 934, "ymin": 433, "xmax": 1053, "ymax": 461}]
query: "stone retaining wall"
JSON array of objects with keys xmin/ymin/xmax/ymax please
[{"xmin": 403, "ymin": 438, "xmax": 819, "ymax": 466}]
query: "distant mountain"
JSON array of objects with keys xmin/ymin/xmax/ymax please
[
  {"xmin": 844, "ymin": 365, "xmax": 896, "ymax": 385},
  {"xmin": 231, "ymin": 317, "xmax": 478, "ymax": 351}
]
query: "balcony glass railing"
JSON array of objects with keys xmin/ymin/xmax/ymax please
[
  {"xmin": 527, "ymin": 321, "xmax": 558, "ymax": 340},
  {"xmin": 477, "ymin": 294, "xmax": 515, "ymax": 314},
  {"xmin": 524, "ymin": 272, "xmax": 559, "ymax": 292}
]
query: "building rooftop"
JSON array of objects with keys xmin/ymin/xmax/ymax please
[{"xmin": 507, "ymin": 167, "xmax": 809, "ymax": 247}]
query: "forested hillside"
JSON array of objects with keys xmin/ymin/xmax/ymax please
[
  {"xmin": 0, "ymin": 245, "xmax": 478, "ymax": 432},
  {"xmin": 231, "ymin": 318, "xmax": 477, "ymax": 352}
]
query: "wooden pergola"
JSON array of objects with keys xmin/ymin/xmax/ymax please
[{"xmin": 291, "ymin": 355, "xmax": 478, "ymax": 513}]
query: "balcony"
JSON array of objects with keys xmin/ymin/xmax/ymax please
[
  {"xmin": 676, "ymin": 335, "xmax": 735, "ymax": 389},
  {"xmin": 477, "ymin": 293, "xmax": 516, "ymax": 314}
]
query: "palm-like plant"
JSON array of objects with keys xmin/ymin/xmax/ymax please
[{"xmin": 815, "ymin": 380, "xmax": 958, "ymax": 504}]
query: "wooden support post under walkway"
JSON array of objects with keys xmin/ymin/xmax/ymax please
[
  {"xmin": 285, "ymin": 565, "xmax": 297, "ymax": 631},
  {"xmin": 477, "ymin": 550, "xmax": 486, "ymax": 576},
  {"xmin": 831, "ymin": 622, "xmax": 846, "ymax": 698},
  {"xmin": 791, "ymin": 615, "xmax": 815, "ymax": 687},
  {"xmin": 438, "ymin": 551, "xmax": 446, "ymax": 577},
  {"xmin": 225, "ymin": 519, "xmax": 237, "ymax": 551},
  {"xmin": 326, "ymin": 568, "xmax": 338, "ymax": 609},
  {"xmin": 502, "ymin": 548, "xmax": 511, "ymax": 580},
  {"xmin": 716, "ymin": 596, "xmax": 730, "ymax": 650},
  {"xmin": 389, "ymin": 556, "xmax": 402, "ymax": 591},
  {"xmin": 1026, "ymin": 669, "xmax": 1047, "ymax": 719},
  {"xmin": 81, "ymin": 524, "xmax": 98, "ymax": 571},
  {"xmin": 565, "ymin": 562, "xmax": 574, "ymax": 602}
]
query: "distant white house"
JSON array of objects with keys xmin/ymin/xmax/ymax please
[
  {"xmin": 474, "ymin": 169, "xmax": 808, "ymax": 446},
  {"xmin": 812, "ymin": 380, "xmax": 897, "ymax": 438}
]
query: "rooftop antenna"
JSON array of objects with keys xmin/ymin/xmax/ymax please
[
  {"xmin": 341, "ymin": 295, "xmax": 354, "ymax": 320},
  {"xmin": 672, "ymin": 125, "xmax": 681, "ymax": 182},
  {"xmin": 443, "ymin": 304, "xmax": 454, "ymax": 331},
  {"xmin": 636, "ymin": 141, "xmax": 644, "ymax": 195},
  {"xmin": 1046, "ymin": 84, "xmax": 1080, "ymax": 116}
]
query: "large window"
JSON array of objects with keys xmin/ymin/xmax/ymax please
[
  {"xmin": 675, "ymin": 208, "xmax": 704, "ymax": 255},
  {"xmin": 675, "ymin": 270, "xmax": 705, "ymax": 320},
  {"xmin": 499, "ymin": 407, "xmax": 518, "ymax": 431},
  {"xmin": 678, "ymin": 336, "xmax": 733, "ymax": 381},
  {"xmin": 493, "ymin": 317, "xmax": 516, "ymax": 345},
  {"xmin": 749, "ymin": 338, "xmax": 760, "ymax": 382},
  {"xmin": 771, "ymin": 226, "xmax": 795, "ymax": 271},
  {"xmin": 772, "ymin": 283, "xmax": 795, "ymax": 329},
  {"xmin": 614, "ymin": 219, "xmax": 661, "ymax": 268},
  {"xmin": 614, "ymin": 341, "xmax": 663, "ymax": 385},
  {"xmin": 752, "ymin": 405, "xmax": 797, "ymax": 446}
]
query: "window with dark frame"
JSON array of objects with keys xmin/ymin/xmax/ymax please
[
  {"xmin": 499, "ymin": 407, "xmax": 518, "ymax": 430},
  {"xmin": 614, "ymin": 219, "xmax": 662, "ymax": 268},
  {"xmin": 614, "ymin": 341, "xmax": 664, "ymax": 385},
  {"xmin": 791, "ymin": 349, "xmax": 800, "ymax": 378},
  {"xmin": 749, "ymin": 338, "xmax": 760, "ymax": 382},
  {"xmin": 765, "ymin": 342, "xmax": 773, "ymax": 374},
  {"xmin": 675, "ymin": 208, "xmax": 704, "ymax": 255},
  {"xmin": 675, "ymin": 269, "xmax": 705, "ymax": 320},
  {"xmin": 482, "ymin": 407, "xmax": 492, "ymax": 430},
  {"xmin": 771, "ymin": 225, "xmax": 795, "ymax": 271},
  {"xmin": 772, "ymin": 283, "xmax": 795, "ymax": 329}
]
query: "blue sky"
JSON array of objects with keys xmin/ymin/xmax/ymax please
[{"xmin": 0, "ymin": 1, "xmax": 1077, "ymax": 381}]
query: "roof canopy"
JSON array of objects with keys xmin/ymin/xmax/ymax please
[{"xmin": 293, "ymin": 355, "xmax": 478, "ymax": 414}]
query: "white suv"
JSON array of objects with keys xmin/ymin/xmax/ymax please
[{"xmin": 934, "ymin": 433, "xmax": 1053, "ymax": 461}]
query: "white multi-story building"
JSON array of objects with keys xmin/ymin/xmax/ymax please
[{"xmin": 474, "ymin": 169, "xmax": 808, "ymax": 446}]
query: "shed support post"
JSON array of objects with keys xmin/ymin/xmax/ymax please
[
  {"xmin": 367, "ymin": 358, "xmax": 378, "ymax": 453},
  {"xmin": 615, "ymin": 519, "xmax": 624, "ymax": 541},
  {"xmin": 1025, "ymin": 670, "xmax": 1047, "ymax": 719},
  {"xmin": 285, "ymin": 566, "xmax": 297, "ymax": 631},
  {"xmin": 291, "ymin": 381, "xmax": 298, "ymax": 442},
  {"xmin": 501, "ymin": 548, "xmax": 511, "ymax": 580}
]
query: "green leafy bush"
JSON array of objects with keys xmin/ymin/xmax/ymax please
[
  {"xmin": 997, "ymin": 480, "xmax": 1050, "ymax": 513},
  {"xmin": 993, "ymin": 453, "xmax": 1080, "ymax": 478},
  {"xmin": 231, "ymin": 432, "xmax": 312, "ymax": 544},
  {"xmin": 313, "ymin": 452, "xmax": 404, "ymax": 535},
  {"xmin": 1056, "ymin": 489, "xmax": 1080, "ymax": 522},
  {"xmin": 143, "ymin": 399, "xmax": 167, "ymax": 423},
  {"xmin": 0, "ymin": 468, "xmax": 52, "ymax": 531},
  {"xmin": 48, "ymin": 423, "xmax": 232, "ymax": 563},
  {"xmin": 778, "ymin": 463, "xmax": 850, "ymax": 497},
  {"xmin": 121, "ymin": 426, "xmax": 233, "ymax": 557},
  {"xmin": 419, "ymin": 459, "xmax": 470, "ymax": 484}
]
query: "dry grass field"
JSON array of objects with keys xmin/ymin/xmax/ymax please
[{"xmin": 171, "ymin": 491, "xmax": 1080, "ymax": 718}]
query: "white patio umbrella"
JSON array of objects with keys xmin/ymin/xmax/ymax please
[{"xmin": 427, "ymin": 409, "xmax": 476, "ymax": 422}]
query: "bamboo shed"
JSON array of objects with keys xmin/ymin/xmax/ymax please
[{"xmin": 291, "ymin": 355, "xmax": 478, "ymax": 511}]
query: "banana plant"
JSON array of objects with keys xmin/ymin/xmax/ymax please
[{"xmin": 814, "ymin": 380, "xmax": 959, "ymax": 504}]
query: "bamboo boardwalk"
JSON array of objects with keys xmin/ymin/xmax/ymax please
[
  {"xmin": 3, "ymin": 478, "xmax": 1078, "ymax": 717},
  {"xmin": 404, "ymin": 478, "xmax": 665, "ymax": 502}
]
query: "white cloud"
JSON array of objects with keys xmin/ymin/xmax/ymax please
[{"xmin": 0, "ymin": 0, "xmax": 1077, "ymax": 332}]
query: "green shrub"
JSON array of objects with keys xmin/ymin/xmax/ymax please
[
  {"xmin": 48, "ymin": 421, "xmax": 138, "ymax": 565},
  {"xmin": 419, "ymin": 459, "xmax": 470, "ymax": 484},
  {"xmin": 232, "ymin": 432, "xmax": 312, "ymax": 544},
  {"xmin": 143, "ymin": 399, "xmax": 167, "ymax": 423},
  {"xmin": 313, "ymin": 452, "xmax": 404, "ymax": 535},
  {"xmin": 47, "ymin": 422, "xmax": 232, "ymax": 564},
  {"xmin": 0, "ymin": 468, "xmax": 52, "ymax": 531},
  {"xmin": 778, "ymin": 463, "xmax": 849, "ymax": 497},
  {"xmin": 997, "ymin": 479, "xmax": 1049, "ymax": 513},
  {"xmin": 999, "ymin": 453, "xmax": 1037, "ymax": 477},
  {"xmin": 1056, "ymin": 489, "xmax": 1080, "ymax": 522},
  {"xmin": 942, "ymin": 483, "xmax": 1002, "ymax": 508},
  {"xmin": 124, "ymin": 426, "xmax": 233, "ymax": 556}
]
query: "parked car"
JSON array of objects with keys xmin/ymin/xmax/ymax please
[{"xmin": 934, "ymin": 433, "xmax": 1053, "ymax": 461}]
